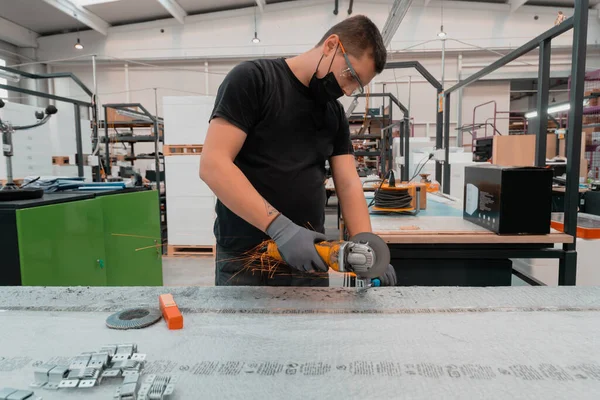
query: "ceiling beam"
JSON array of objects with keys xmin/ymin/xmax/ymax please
[
  {"xmin": 255, "ymin": 0, "xmax": 265, "ymax": 11},
  {"xmin": 0, "ymin": 16, "xmax": 39, "ymax": 48},
  {"xmin": 381, "ymin": 0, "xmax": 414, "ymax": 47},
  {"xmin": 41, "ymin": 0, "xmax": 110, "ymax": 35},
  {"xmin": 509, "ymin": 0, "xmax": 529, "ymax": 13},
  {"xmin": 156, "ymin": 0, "xmax": 187, "ymax": 24}
]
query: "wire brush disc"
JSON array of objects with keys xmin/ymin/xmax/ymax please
[{"xmin": 106, "ymin": 308, "xmax": 162, "ymax": 330}]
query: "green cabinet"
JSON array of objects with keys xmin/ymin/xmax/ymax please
[
  {"xmin": 1, "ymin": 189, "xmax": 163, "ymax": 287},
  {"xmin": 101, "ymin": 191, "xmax": 163, "ymax": 286},
  {"xmin": 16, "ymin": 199, "xmax": 108, "ymax": 286}
]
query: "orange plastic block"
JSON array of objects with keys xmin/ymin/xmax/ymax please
[{"xmin": 159, "ymin": 294, "xmax": 183, "ymax": 330}]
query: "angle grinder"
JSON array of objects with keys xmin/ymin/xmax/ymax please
[{"xmin": 265, "ymin": 232, "xmax": 390, "ymax": 279}]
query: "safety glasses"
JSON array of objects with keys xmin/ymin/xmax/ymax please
[{"xmin": 339, "ymin": 41, "xmax": 365, "ymax": 96}]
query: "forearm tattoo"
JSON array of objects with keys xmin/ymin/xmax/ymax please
[{"xmin": 263, "ymin": 199, "xmax": 278, "ymax": 217}]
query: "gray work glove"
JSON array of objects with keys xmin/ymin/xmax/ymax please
[
  {"xmin": 376, "ymin": 264, "xmax": 397, "ymax": 286},
  {"xmin": 266, "ymin": 214, "xmax": 328, "ymax": 273}
]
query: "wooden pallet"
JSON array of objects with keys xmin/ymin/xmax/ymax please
[
  {"xmin": 0, "ymin": 178, "xmax": 24, "ymax": 186},
  {"xmin": 164, "ymin": 145, "xmax": 203, "ymax": 156},
  {"xmin": 52, "ymin": 156, "xmax": 70, "ymax": 166},
  {"xmin": 166, "ymin": 245, "xmax": 215, "ymax": 257}
]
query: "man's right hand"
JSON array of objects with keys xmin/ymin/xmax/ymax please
[{"xmin": 266, "ymin": 214, "xmax": 328, "ymax": 273}]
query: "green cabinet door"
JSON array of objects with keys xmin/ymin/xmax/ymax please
[
  {"xmin": 16, "ymin": 199, "xmax": 107, "ymax": 286},
  {"xmin": 100, "ymin": 191, "xmax": 163, "ymax": 286}
]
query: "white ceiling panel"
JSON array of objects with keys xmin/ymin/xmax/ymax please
[
  {"xmin": 0, "ymin": 0, "xmax": 87, "ymax": 34},
  {"xmin": 85, "ymin": 0, "xmax": 171, "ymax": 25},
  {"xmin": 177, "ymin": 0, "xmax": 255, "ymax": 15}
]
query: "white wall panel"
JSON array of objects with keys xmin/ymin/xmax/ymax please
[
  {"xmin": 162, "ymin": 95, "xmax": 215, "ymax": 144},
  {"xmin": 163, "ymin": 98, "xmax": 217, "ymax": 247}
]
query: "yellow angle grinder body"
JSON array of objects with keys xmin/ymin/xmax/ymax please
[{"xmin": 266, "ymin": 232, "xmax": 390, "ymax": 279}]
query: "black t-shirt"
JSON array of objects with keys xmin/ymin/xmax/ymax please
[{"xmin": 210, "ymin": 58, "xmax": 353, "ymax": 251}]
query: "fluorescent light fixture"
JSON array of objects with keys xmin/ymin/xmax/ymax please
[
  {"xmin": 525, "ymin": 103, "xmax": 571, "ymax": 119},
  {"xmin": 116, "ymin": 109, "xmax": 154, "ymax": 122},
  {"xmin": 0, "ymin": 70, "xmax": 21, "ymax": 83},
  {"xmin": 74, "ymin": 38, "xmax": 84, "ymax": 50}
]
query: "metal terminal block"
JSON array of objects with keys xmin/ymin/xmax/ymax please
[
  {"xmin": 113, "ymin": 360, "xmax": 141, "ymax": 371},
  {"xmin": 30, "ymin": 364, "xmax": 55, "ymax": 388},
  {"xmin": 130, "ymin": 354, "xmax": 146, "ymax": 362},
  {"xmin": 100, "ymin": 345, "xmax": 118, "ymax": 357},
  {"xmin": 44, "ymin": 366, "xmax": 68, "ymax": 390},
  {"xmin": 89, "ymin": 353, "xmax": 110, "ymax": 369},
  {"xmin": 122, "ymin": 370, "xmax": 141, "ymax": 377},
  {"xmin": 78, "ymin": 380, "xmax": 96, "ymax": 388},
  {"xmin": 102, "ymin": 369, "xmax": 122, "ymax": 379},
  {"xmin": 57, "ymin": 380, "xmax": 79, "ymax": 389},
  {"xmin": 66, "ymin": 367, "xmax": 99, "ymax": 380},
  {"xmin": 112, "ymin": 344, "xmax": 136, "ymax": 361},
  {"xmin": 69, "ymin": 355, "xmax": 91, "ymax": 369},
  {"xmin": 114, "ymin": 372, "xmax": 140, "ymax": 400},
  {"xmin": 0, "ymin": 388, "xmax": 38, "ymax": 400},
  {"xmin": 66, "ymin": 367, "xmax": 100, "ymax": 387},
  {"xmin": 356, "ymin": 278, "xmax": 372, "ymax": 293},
  {"xmin": 136, "ymin": 375, "xmax": 177, "ymax": 400},
  {"xmin": 7, "ymin": 392, "xmax": 38, "ymax": 400}
]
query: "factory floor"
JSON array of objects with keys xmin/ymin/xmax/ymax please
[{"xmin": 162, "ymin": 197, "xmax": 528, "ymax": 287}]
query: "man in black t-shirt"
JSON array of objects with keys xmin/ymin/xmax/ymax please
[{"xmin": 201, "ymin": 15, "xmax": 396, "ymax": 286}]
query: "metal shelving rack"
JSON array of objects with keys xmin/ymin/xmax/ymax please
[
  {"xmin": 350, "ymin": 93, "xmax": 410, "ymax": 179},
  {"xmin": 101, "ymin": 103, "xmax": 164, "ymax": 188},
  {"xmin": 101, "ymin": 103, "xmax": 166, "ymax": 241}
]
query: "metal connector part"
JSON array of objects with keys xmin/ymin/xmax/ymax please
[
  {"xmin": 78, "ymin": 380, "xmax": 97, "ymax": 388},
  {"xmin": 136, "ymin": 375, "xmax": 177, "ymax": 400},
  {"xmin": 112, "ymin": 344, "xmax": 136, "ymax": 361},
  {"xmin": 130, "ymin": 354, "xmax": 146, "ymax": 362},
  {"xmin": 44, "ymin": 366, "xmax": 68, "ymax": 390},
  {"xmin": 69, "ymin": 355, "xmax": 91, "ymax": 369},
  {"xmin": 0, "ymin": 388, "xmax": 40, "ymax": 400},
  {"xmin": 30, "ymin": 364, "xmax": 55, "ymax": 388},
  {"xmin": 100, "ymin": 345, "xmax": 118, "ymax": 356},
  {"xmin": 114, "ymin": 372, "xmax": 140, "ymax": 400},
  {"xmin": 88, "ymin": 352, "xmax": 110, "ymax": 369},
  {"xmin": 57, "ymin": 380, "xmax": 78, "ymax": 389}
]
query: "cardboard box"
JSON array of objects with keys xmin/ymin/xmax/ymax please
[
  {"xmin": 107, "ymin": 106, "xmax": 140, "ymax": 123},
  {"xmin": 464, "ymin": 165, "xmax": 553, "ymax": 234}
]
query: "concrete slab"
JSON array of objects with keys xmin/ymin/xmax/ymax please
[{"xmin": 1, "ymin": 287, "xmax": 599, "ymax": 399}]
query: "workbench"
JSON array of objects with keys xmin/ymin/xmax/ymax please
[
  {"xmin": 366, "ymin": 193, "xmax": 574, "ymax": 286},
  {"xmin": 0, "ymin": 286, "xmax": 599, "ymax": 399}
]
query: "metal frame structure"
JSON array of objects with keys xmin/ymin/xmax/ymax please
[
  {"xmin": 353, "ymin": 92, "xmax": 410, "ymax": 179},
  {"xmin": 440, "ymin": 0, "xmax": 588, "ymax": 285},
  {"xmin": 383, "ymin": 62, "xmax": 444, "ymax": 186},
  {"xmin": 0, "ymin": 65, "xmax": 96, "ymax": 178},
  {"xmin": 101, "ymin": 103, "xmax": 164, "ymax": 216}
]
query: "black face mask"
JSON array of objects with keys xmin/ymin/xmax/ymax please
[{"xmin": 309, "ymin": 49, "xmax": 344, "ymax": 105}]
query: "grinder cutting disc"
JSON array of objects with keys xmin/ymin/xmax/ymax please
[
  {"xmin": 347, "ymin": 232, "xmax": 390, "ymax": 279},
  {"xmin": 106, "ymin": 307, "xmax": 162, "ymax": 330}
]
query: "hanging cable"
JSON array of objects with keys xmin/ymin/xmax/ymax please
[{"xmin": 409, "ymin": 153, "xmax": 434, "ymax": 182}]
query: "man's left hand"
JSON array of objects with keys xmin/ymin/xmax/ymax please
[{"xmin": 377, "ymin": 264, "xmax": 397, "ymax": 286}]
